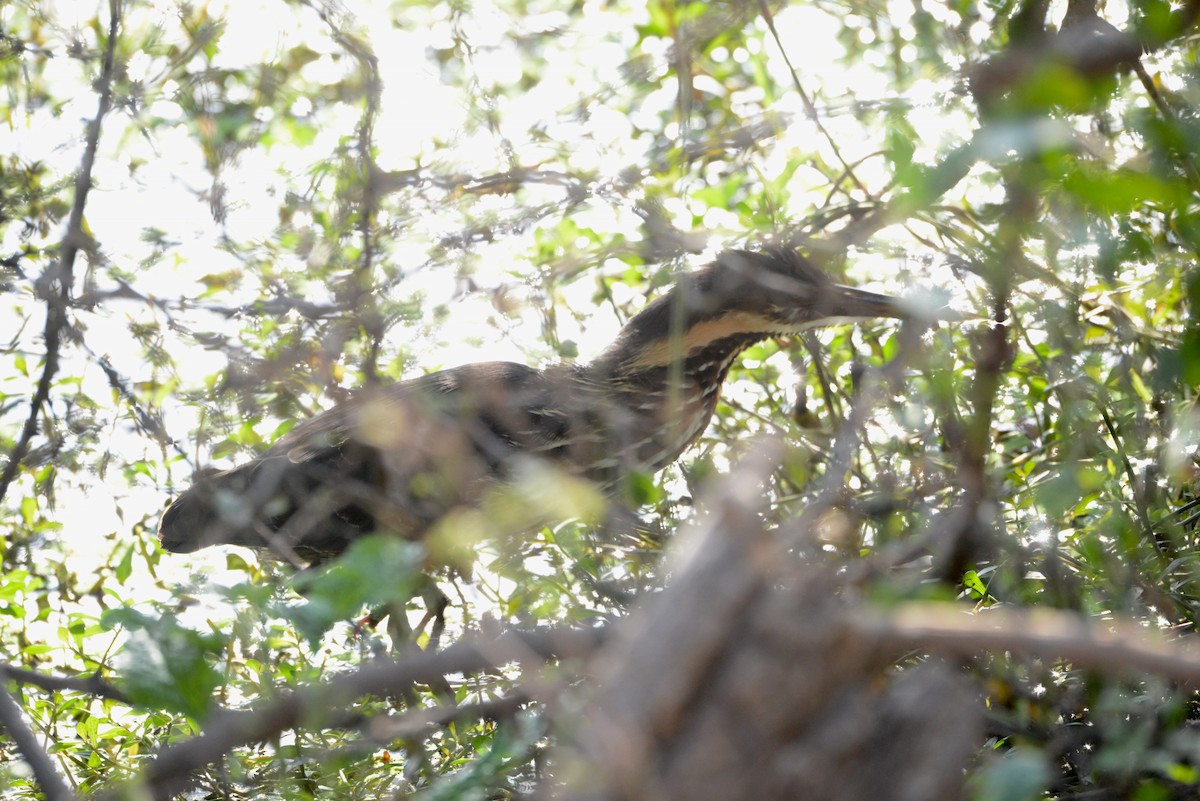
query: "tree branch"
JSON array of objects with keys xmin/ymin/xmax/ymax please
[
  {"xmin": 110, "ymin": 625, "xmax": 605, "ymax": 801},
  {"xmin": 858, "ymin": 603, "xmax": 1200, "ymax": 684},
  {"xmin": 0, "ymin": 685, "xmax": 77, "ymax": 801},
  {"xmin": 0, "ymin": 0, "xmax": 121, "ymax": 508},
  {"xmin": 0, "ymin": 663, "xmax": 129, "ymax": 705}
]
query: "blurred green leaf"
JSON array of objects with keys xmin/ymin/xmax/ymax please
[
  {"xmin": 282, "ymin": 535, "xmax": 424, "ymax": 647},
  {"xmin": 101, "ymin": 608, "xmax": 225, "ymax": 720},
  {"xmin": 972, "ymin": 750, "xmax": 1052, "ymax": 801}
]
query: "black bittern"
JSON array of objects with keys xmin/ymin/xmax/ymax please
[{"xmin": 158, "ymin": 248, "xmax": 911, "ymax": 565}]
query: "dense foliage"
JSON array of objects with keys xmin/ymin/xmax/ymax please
[{"xmin": 3, "ymin": 0, "xmax": 1200, "ymax": 798}]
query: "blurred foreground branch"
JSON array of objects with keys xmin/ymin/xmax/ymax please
[
  {"xmin": 541, "ymin": 439, "xmax": 1200, "ymax": 800},
  {"xmin": 544, "ymin": 440, "xmax": 980, "ymax": 801},
  {"xmin": 0, "ymin": 685, "xmax": 74, "ymax": 801},
  {"xmin": 858, "ymin": 604, "xmax": 1200, "ymax": 684}
]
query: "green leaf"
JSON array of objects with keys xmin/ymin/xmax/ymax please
[
  {"xmin": 962, "ymin": 569, "xmax": 989, "ymax": 600},
  {"xmin": 972, "ymin": 749, "xmax": 1051, "ymax": 801},
  {"xmin": 19, "ymin": 496, "xmax": 36, "ymax": 526},
  {"xmin": 114, "ymin": 545, "xmax": 134, "ymax": 585},
  {"xmin": 101, "ymin": 608, "xmax": 225, "ymax": 720},
  {"xmin": 621, "ymin": 469, "xmax": 664, "ymax": 507},
  {"xmin": 282, "ymin": 535, "xmax": 424, "ymax": 647},
  {"xmin": 1128, "ymin": 370, "xmax": 1152, "ymax": 404},
  {"xmin": 1182, "ymin": 329, "xmax": 1200, "ymax": 388},
  {"xmin": 1060, "ymin": 166, "xmax": 1184, "ymax": 215}
]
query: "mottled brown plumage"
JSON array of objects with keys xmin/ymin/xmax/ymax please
[{"xmin": 158, "ymin": 248, "xmax": 907, "ymax": 563}]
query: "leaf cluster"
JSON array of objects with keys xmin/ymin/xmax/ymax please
[{"xmin": 3, "ymin": 0, "xmax": 1200, "ymax": 799}]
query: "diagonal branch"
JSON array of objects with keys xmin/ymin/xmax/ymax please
[
  {"xmin": 0, "ymin": 0, "xmax": 122, "ymax": 508},
  {"xmin": 0, "ymin": 685, "xmax": 77, "ymax": 801},
  {"xmin": 757, "ymin": 0, "xmax": 870, "ymax": 198},
  {"xmin": 105, "ymin": 625, "xmax": 605, "ymax": 801}
]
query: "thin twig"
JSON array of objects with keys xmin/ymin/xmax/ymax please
[
  {"xmin": 80, "ymin": 344, "xmax": 182, "ymax": 457},
  {"xmin": 0, "ymin": 663, "xmax": 129, "ymax": 705},
  {"xmin": 757, "ymin": 0, "xmax": 870, "ymax": 197},
  {"xmin": 0, "ymin": 684, "xmax": 77, "ymax": 801},
  {"xmin": 1132, "ymin": 61, "xmax": 1200, "ymax": 192},
  {"xmin": 790, "ymin": 313, "xmax": 936, "ymax": 545},
  {"xmin": 1098, "ymin": 404, "xmax": 1158, "ymax": 542},
  {"xmin": 0, "ymin": 0, "xmax": 121, "ymax": 508}
]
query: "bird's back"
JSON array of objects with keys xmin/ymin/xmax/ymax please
[{"xmin": 158, "ymin": 361, "xmax": 566, "ymax": 563}]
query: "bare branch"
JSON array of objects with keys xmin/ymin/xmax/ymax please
[
  {"xmin": 111, "ymin": 626, "xmax": 605, "ymax": 801},
  {"xmin": 0, "ymin": 663, "xmax": 129, "ymax": 705},
  {"xmin": 857, "ymin": 603, "xmax": 1200, "ymax": 684},
  {"xmin": 0, "ymin": 685, "xmax": 77, "ymax": 801},
  {"xmin": 0, "ymin": 0, "xmax": 122, "ymax": 507}
]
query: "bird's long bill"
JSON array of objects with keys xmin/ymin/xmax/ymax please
[{"xmin": 826, "ymin": 284, "xmax": 907, "ymax": 321}]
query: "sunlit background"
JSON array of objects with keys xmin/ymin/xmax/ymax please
[
  {"xmin": 8, "ymin": 0, "xmax": 1200, "ymax": 796},
  {"xmin": 1, "ymin": 0, "xmax": 978, "ymax": 588}
]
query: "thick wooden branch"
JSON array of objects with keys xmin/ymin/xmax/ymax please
[{"xmin": 547, "ymin": 443, "xmax": 981, "ymax": 801}]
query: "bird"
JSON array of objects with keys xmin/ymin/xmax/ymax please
[{"xmin": 157, "ymin": 247, "xmax": 913, "ymax": 567}]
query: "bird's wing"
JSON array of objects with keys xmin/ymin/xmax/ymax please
[
  {"xmin": 159, "ymin": 362, "xmax": 547, "ymax": 562},
  {"xmin": 270, "ymin": 361, "xmax": 546, "ymax": 466}
]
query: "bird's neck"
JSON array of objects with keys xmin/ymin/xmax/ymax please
[
  {"xmin": 579, "ymin": 281, "xmax": 788, "ymax": 474},
  {"xmin": 590, "ymin": 273, "xmax": 785, "ymax": 372},
  {"xmin": 584, "ymin": 329, "xmax": 767, "ymax": 473}
]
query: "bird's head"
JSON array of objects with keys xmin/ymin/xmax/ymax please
[
  {"xmin": 681, "ymin": 248, "xmax": 907, "ymax": 333},
  {"xmin": 158, "ymin": 463, "xmax": 280, "ymax": 554},
  {"xmin": 597, "ymin": 248, "xmax": 920, "ymax": 374}
]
